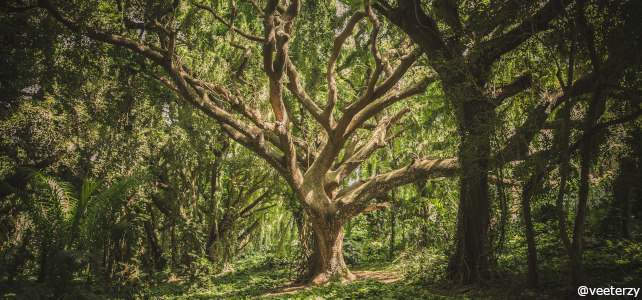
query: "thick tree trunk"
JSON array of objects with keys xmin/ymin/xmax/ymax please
[
  {"xmin": 447, "ymin": 103, "xmax": 492, "ymax": 283},
  {"xmin": 307, "ymin": 216, "xmax": 354, "ymax": 285}
]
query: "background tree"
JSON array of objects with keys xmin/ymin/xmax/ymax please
[{"xmin": 375, "ymin": 0, "xmax": 641, "ymax": 282}]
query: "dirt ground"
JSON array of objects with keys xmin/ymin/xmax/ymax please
[{"xmin": 263, "ymin": 270, "xmax": 402, "ymax": 297}]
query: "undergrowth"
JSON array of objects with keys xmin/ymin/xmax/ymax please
[{"xmin": 2, "ymin": 241, "xmax": 640, "ymax": 299}]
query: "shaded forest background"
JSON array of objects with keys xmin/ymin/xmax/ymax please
[{"xmin": 1, "ymin": 0, "xmax": 641, "ymax": 298}]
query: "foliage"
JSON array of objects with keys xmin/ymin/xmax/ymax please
[{"xmin": 1, "ymin": 0, "xmax": 641, "ymax": 298}]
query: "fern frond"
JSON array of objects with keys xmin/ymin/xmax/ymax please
[{"xmin": 83, "ymin": 176, "xmax": 140, "ymax": 240}]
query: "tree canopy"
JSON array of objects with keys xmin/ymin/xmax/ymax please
[{"xmin": 1, "ymin": 0, "xmax": 641, "ymax": 298}]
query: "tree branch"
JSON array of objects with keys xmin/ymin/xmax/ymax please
[
  {"xmin": 335, "ymin": 157, "xmax": 459, "ymax": 219},
  {"xmin": 324, "ymin": 9, "xmax": 368, "ymax": 125},
  {"xmin": 38, "ymin": 0, "xmax": 165, "ymax": 62},
  {"xmin": 433, "ymin": 0, "xmax": 463, "ymax": 34},
  {"xmin": 285, "ymin": 57, "xmax": 329, "ymax": 131},
  {"xmin": 491, "ymin": 73, "xmax": 532, "ymax": 107},
  {"xmin": 374, "ymin": 0, "xmax": 449, "ymax": 61},
  {"xmin": 239, "ymin": 190, "xmax": 271, "ymax": 217},
  {"xmin": 193, "ymin": 2, "xmax": 265, "ymax": 42},
  {"xmin": 477, "ymin": 0, "xmax": 571, "ymax": 67},
  {"xmin": 493, "ymin": 71, "xmax": 598, "ymax": 163},
  {"xmin": 344, "ymin": 74, "xmax": 436, "ymax": 138}
]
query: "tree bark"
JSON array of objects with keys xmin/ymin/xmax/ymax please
[
  {"xmin": 307, "ymin": 216, "xmax": 354, "ymax": 285},
  {"xmin": 447, "ymin": 92, "xmax": 493, "ymax": 283},
  {"xmin": 37, "ymin": 238, "xmax": 49, "ymax": 282},
  {"xmin": 389, "ymin": 203, "xmax": 396, "ymax": 260},
  {"xmin": 290, "ymin": 198, "xmax": 311, "ymax": 280},
  {"xmin": 143, "ymin": 206, "xmax": 164, "ymax": 271},
  {"xmin": 614, "ymin": 161, "xmax": 633, "ymax": 240},
  {"xmin": 522, "ymin": 172, "xmax": 543, "ymax": 288}
]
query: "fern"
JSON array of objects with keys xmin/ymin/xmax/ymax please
[{"xmin": 82, "ymin": 175, "xmax": 140, "ymax": 240}]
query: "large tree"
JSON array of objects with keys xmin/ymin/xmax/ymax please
[
  {"xmin": 28, "ymin": 0, "xmax": 461, "ymax": 283},
  {"xmin": 375, "ymin": 0, "xmax": 640, "ymax": 282},
  {"xmin": 19, "ymin": 0, "xmax": 638, "ymax": 284}
]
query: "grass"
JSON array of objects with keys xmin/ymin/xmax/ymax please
[{"xmin": 2, "ymin": 240, "xmax": 640, "ymax": 299}]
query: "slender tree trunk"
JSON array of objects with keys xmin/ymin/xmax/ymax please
[
  {"xmin": 143, "ymin": 207, "xmax": 164, "ymax": 270},
  {"xmin": 621, "ymin": 185, "xmax": 632, "ymax": 240},
  {"xmin": 107, "ymin": 244, "xmax": 114, "ymax": 279},
  {"xmin": 389, "ymin": 204, "xmax": 396, "ymax": 260},
  {"xmin": 570, "ymin": 87, "xmax": 604, "ymax": 287},
  {"xmin": 102, "ymin": 242, "xmax": 108, "ymax": 276},
  {"xmin": 421, "ymin": 202, "xmax": 429, "ymax": 246},
  {"xmin": 614, "ymin": 163, "xmax": 633, "ymax": 239},
  {"xmin": 522, "ymin": 172, "xmax": 543, "ymax": 288},
  {"xmin": 170, "ymin": 224, "xmax": 177, "ymax": 278},
  {"xmin": 416, "ymin": 181, "xmax": 429, "ymax": 247},
  {"xmin": 37, "ymin": 238, "xmax": 49, "ymax": 283}
]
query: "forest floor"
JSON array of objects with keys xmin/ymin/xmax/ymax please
[
  {"xmin": 264, "ymin": 270, "xmax": 402, "ymax": 297},
  {"xmin": 3, "ymin": 240, "xmax": 641, "ymax": 299},
  {"xmin": 137, "ymin": 241, "xmax": 642, "ymax": 299}
]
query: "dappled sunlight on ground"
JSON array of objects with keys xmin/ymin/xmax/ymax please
[{"xmin": 263, "ymin": 270, "xmax": 402, "ymax": 297}]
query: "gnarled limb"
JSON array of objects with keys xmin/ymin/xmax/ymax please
[
  {"xmin": 374, "ymin": 0, "xmax": 449, "ymax": 61},
  {"xmin": 336, "ymin": 157, "xmax": 459, "ymax": 212},
  {"xmin": 324, "ymin": 9, "xmax": 368, "ymax": 125},
  {"xmin": 285, "ymin": 57, "xmax": 329, "ymax": 131}
]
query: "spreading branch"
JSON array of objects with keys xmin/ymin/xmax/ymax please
[
  {"xmin": 324, "ymin": 9, "xmax": 368, "ymax": 125},
  {"xmin": 335, "ymin": 157, "xmax": 459, "ymax": 219},
  {"xmin": 478, "ymin": 0, "xmax": 571, "ymax": 67},
  {"xmin": 193, "ymin": 2, "xmax": 265, "ymax": 42}
]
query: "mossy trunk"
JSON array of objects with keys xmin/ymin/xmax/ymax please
[{"xmin": 447, "ymin": 87, "xmax": 493, "ymax": 283}]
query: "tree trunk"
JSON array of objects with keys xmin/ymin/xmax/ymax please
[
  {"xmin": 522, "ymin": 172, "xmax": 542, "ymax": 288},
  {"xmin": 307, "ymin": 216, "xmax": 354, "ymax": 285},
  {"xmin": 389, "ymin": 204, "xmax": 396, "ymax": 260},
  {"xmin": 143, "ymin": 207, "xmax": 164, "ymax": 271},
  {"xmin": 402, "ymin": 224, "xmax": 406, "ymax": 251},
  {"xmin": 448, "ymin": 104, "xmax": 492, "ymax": 283},
  {"xmin": 621, "ymin": 184, "xmax": 632, "ymax": 240},
  {"xmin": 37, "ymin": 238, "xmax": 49, "ymax": 283},
  {"xmin": 614, "ymin": 161, "xmax": 633, "ymax": 240},
  {"xmin": 170, "ymin": 223, "xmax": 177, "ymax": 278},
  {"xmin": 421, "ymin": 201, "xmax": 429, "ymax": 247},
  {"xmin": 570, "ymin": 87, "xmax": 604, "ymax": 287}
]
